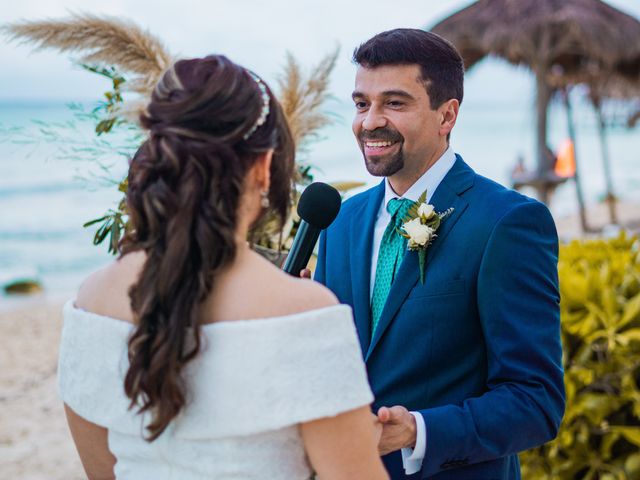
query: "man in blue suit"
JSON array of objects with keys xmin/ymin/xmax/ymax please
[{"xmin": 314, "ymin": 29, "xmax": 565, "ymax": 479}]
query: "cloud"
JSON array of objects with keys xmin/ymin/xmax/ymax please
[
  {"xmin": 0, "ymin": 0, "xmax": 470, "ymax": 101},
  {"xmin": 1, "ymin": 0, "xmax": 638, "ymax": 104}
]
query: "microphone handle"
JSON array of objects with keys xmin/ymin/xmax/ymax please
[{"xmin": 282, "ymin": 221, "xmax": 321, "ymax": 276}]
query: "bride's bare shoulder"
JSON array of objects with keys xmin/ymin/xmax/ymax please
[
  {"xmin": 285, "ymin": 274, "xmax": 339, "ymax": 310},
  {"xmin": 75, "ymin": 251, "xmax": 145, "ymax": 321},
  {"xmin": 255, "ymin": 253, "xmax": 339, "ymax": 314}
]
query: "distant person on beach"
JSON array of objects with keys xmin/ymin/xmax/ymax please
[
  {"xmin": 57, "ymin": 55, "xmax": 388, "ymax": 480},
  {"xmin": 314, "ymin": 28, "xmax": 565, "ymax": 479}
]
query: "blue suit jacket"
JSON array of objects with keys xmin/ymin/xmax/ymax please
[{"xmin": 315, "ymin": 156, "xmax": 565, "ymax": 479}]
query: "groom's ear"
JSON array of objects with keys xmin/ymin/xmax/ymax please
[{"xmin": 438, "ymin": 99, "xmax": 459, "ymax": 138}]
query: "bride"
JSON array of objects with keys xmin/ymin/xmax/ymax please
[{"xmin": 57, "ymin": 54, "xmax": 388, "ymax": 479}]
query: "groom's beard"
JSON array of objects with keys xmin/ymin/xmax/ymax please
[{"xmin": 358, "ymin": 127, "xmax": 404, "ymax": 177}]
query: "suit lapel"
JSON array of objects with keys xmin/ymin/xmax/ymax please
[
  {"xmin": 350, "ymin": 181, "xmax": 385, "ymax": 355},
  {"xmin": 421, "ymin": 177, "xmax": 469, "ymax": 270},
  {"xmin": 365, "ymin": 156, "xmax": 474, "ymax": 360}
]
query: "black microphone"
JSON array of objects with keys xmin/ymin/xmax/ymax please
[{"xmin": 282, "ymin": 182, "xmax": 341, "ymax": 276}]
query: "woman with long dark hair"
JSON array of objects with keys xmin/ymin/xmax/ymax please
[{"xmin": 58, "ymin": 55, "xmax": 387, "ymax": 479}]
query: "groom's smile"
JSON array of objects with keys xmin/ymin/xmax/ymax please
[
  {"xmin": 360, "ymin": 127, "xmax": 404, "ymax": 164},
  {"xmin": 362, "ymin": 137, "xmax": 401, "ymax": 156}
]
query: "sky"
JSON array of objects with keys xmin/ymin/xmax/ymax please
[{"xmin": 2, "ymin": 0, "xmax": 638, "ymax": 108}]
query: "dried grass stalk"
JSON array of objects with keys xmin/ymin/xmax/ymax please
[
  {"xmin": 2, "ymin": 13, "xmax": 172, "ymax": 96},
  {"xmin": 277, "ymin": 47, "xmax": 339, "ymax": 148},
  {"xmin": 3, "ymin": 14, "xmax": 341, "ymax": 159}
]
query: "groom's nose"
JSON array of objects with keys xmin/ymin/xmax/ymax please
[{"xmin": 361, "ymin": 106, "xmax": 388, "ymax": 132}]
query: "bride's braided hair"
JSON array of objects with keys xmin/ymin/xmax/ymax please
[{"xmin": 120, "ymin": 55, "xmax": 295, "ymax": 441}]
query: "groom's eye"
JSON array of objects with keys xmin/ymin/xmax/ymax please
[{"xmin": 354, "ymin": 101, "xmax": 368, "ymax": 110}]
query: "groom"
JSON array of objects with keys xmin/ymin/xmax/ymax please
[{"xmin": 314, "ymin": 29, "xmax": 565, "ymax": 479}]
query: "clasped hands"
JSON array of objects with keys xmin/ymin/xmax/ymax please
[
  {"xmin": 299, "ymin": 270, "xmax": 417, "ymax": 456},
  {"xmin": 373, "ymin": 405, "xmax": 417, "ymax": 456}
]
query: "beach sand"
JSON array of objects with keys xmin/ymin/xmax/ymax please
[
  {"xmin": 0, "ymin": 199, "xmax": 637, "ymax": 478},
  {"xmin": 0, "ymin": 300, "xmax": 84, "ymax": 480},
  {"xmin": 555, "ymin": 199, "xmax": 640, "ymax": 240}
]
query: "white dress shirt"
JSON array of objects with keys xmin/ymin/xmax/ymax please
[{"xmin": 369, "ymin": 146, "xmax": 456, "ymax": 475}]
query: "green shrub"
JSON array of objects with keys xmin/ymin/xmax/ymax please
[{"xmin": 520, "ymin": 232, "xmax": 640, "ymax": 479}]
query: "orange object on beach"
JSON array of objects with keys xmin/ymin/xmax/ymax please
[{"xmin": 555, "ymin": 139, "xmax": 576, "ymax": 178}]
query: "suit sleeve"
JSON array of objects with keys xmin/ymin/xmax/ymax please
[
  {"xmin": 418, "ymin": 201, "xmax": 566, "ymax": 478},
  {"xmin": 313, "ymin": 229, "xmax": 327, "ymax": 285}
]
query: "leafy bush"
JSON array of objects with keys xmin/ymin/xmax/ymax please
[{"xmin": 521, "ymin": 232, "xmax": 640, "ymax": 479}]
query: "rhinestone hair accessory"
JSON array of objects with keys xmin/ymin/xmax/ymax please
[{"xmin": 243, "ymin": 72, "xmax": 271, "ymax": 140}]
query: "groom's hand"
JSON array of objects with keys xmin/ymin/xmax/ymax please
[
  {"xmin": 377, "ymin": 406, "xmax": 417, "ymax": 456},
  {"xmin": 300, "ymin": 268, "xmax": 312, "ymax": 279}
]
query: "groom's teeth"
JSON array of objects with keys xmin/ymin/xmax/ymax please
[{"xmin": 366, "ymin": 141, "xmax": 393, "ymax": 147}]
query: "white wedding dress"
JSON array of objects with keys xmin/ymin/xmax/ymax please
[{"xmin": 58, "ymin": 301, "xmax": 373, "ymax": 479}]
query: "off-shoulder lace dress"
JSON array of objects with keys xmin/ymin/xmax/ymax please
[{"xmin": 58, "ymin": 301, "xmax": 373, "ymax": 479}]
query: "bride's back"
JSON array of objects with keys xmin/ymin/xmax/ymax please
[
  {"xmin": 65, "ymin": 253, "xmax": 367, "ymax": 480},
  {"xmin": 59, "ymin": 54, "xmax": 387, "ymax": 480}
]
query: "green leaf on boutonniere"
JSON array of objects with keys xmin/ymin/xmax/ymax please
[
  {"xmin": 398, "ymin": 191, "xmax": 453, "ymax": 284},
  {"xmin": 405, "ymin": 189, "xmax": 428, "ymax": 222}
]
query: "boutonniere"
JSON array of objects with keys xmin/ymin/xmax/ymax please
[{"xmin": 397, "ymin": 191, "xmax": 454, "ymax": 284}]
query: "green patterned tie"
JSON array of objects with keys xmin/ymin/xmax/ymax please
[{"xmin": 370, "ymin": 198, "xmax": 414, "ymax": 337}]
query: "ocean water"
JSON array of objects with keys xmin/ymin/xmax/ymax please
[{"xmin": 1, "ymin": 99, "xmax": 639, "ymax": 303}]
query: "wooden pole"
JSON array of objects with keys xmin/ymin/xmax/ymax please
[
  {"xmin": 592, "ymin": 98, "xmax": 618, "ymax": 224},
  {"xmin": 535, "ymin": 70, "xmax": 552, "ymax": 204},
  {"xmin": 562, "ymin": 88, "xmax": 589, "ymax": 233}
]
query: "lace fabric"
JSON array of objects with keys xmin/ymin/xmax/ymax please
[{"xmin": 58, "ymin": 301, "xmax": 373, "ymax": 479}]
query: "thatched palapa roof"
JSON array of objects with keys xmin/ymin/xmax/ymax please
[
  {"xmin": 431, "ymin": 0, "xmax": 640, "ymax": 219},
  {"xmin": 431, "ymin": 0, "xmax": 640, "ymax": 84}
]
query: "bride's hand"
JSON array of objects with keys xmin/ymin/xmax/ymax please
[
  {"xmin": 300, "ymin": 268, "xmax": 312, "ymax": 279},
  {"xmin": 376, "ymin": 406, "xmax": 417, "ymax": 456},
  {"xmin": 371, "ymin": 413, "xmax": 383, "ymax": 445}
]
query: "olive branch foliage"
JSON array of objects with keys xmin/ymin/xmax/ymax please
[
  {"xmin": 74, "ymin": 51, "xmax": 343, "ymax": 255},
  {"xmin": 2, "ymin": 15, "xmax": 361, "ymax": 256}
]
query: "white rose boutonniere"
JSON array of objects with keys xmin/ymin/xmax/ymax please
[
  {"xmin": 398, "ymin": 190, "xmax": 454, "ymax": 284},
  {"xmin": 403, "ymin": 218, "xmax": 434, "ymax": 248},
  {"xmin": 417, "ymin": 203, "xmax": 435, "ymax": 220}
]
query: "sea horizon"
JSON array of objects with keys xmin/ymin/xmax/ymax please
[{"xmin": 1, "ymin": 96, "xmax": 639, "ymax": 302}]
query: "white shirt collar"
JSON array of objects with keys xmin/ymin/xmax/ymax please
[{"xmin": 383, "ymin": 145, "xmax": 456, "ymax": 208}]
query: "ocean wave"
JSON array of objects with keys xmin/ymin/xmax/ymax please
[
  {"xmin": 0, "ymin": 182, "xmax": 84, "ymax": 198},
  {"xmin": 0, "ymin": 230, "xmax": 78, "ymax": 241}
]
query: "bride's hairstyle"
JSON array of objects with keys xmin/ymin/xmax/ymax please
[{"xmin": 120, "ymin": 55, "xmax": 295, "ymax": 441}]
